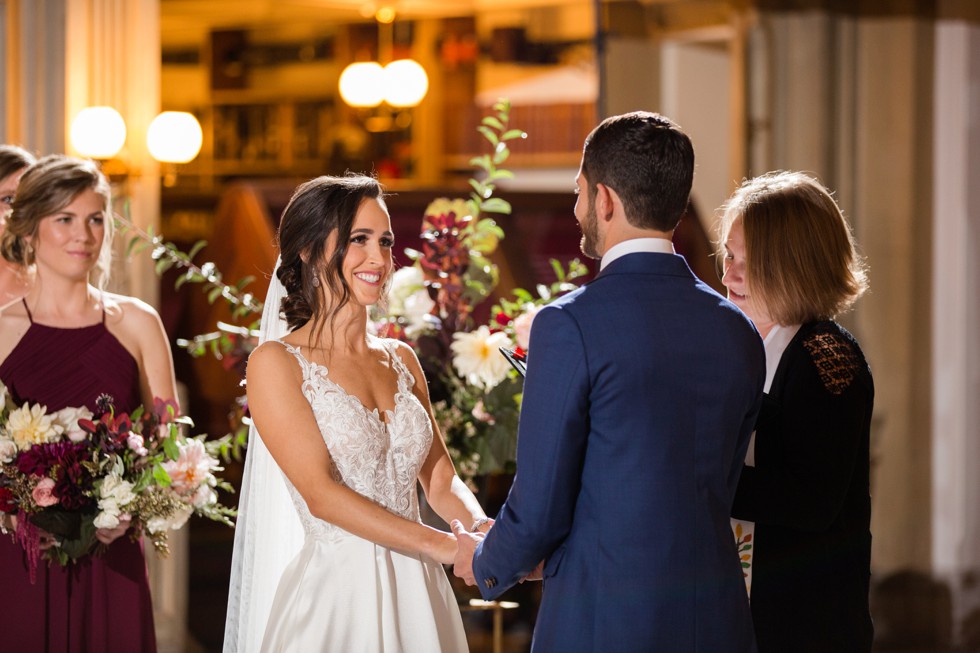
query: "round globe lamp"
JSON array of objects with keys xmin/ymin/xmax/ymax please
[
  {"xmin": 339, "ymin": 62, "xmax": 385, "ymax": 108},
  {"xmin": 70, "ymin": 106, "xmax": 127, "ymax": 159},
  {"xmin": 147, "ymin": 111, "xmax": 204, "ymax": 164},
  {"xmin": 382, "ymin": 59, "xmax": 429, "ymax": 108}
]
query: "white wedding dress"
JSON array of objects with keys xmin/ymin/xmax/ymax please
[{"xmin": 257, "ymin": 339, "xmax": 468, "ymax": 652}]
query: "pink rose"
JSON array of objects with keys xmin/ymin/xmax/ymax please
[
  {"xmin": 32, "ymin": 477, "xmax": 59, "ymax": 507},
  {"xmin": 127, "ymin": 433, "xmax": 148, "ymax": 456},
  {"xmin": 513, "ymin": 306, "xmax": 541, "ymax": 350}
]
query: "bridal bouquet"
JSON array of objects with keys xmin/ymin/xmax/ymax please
[{"xmin": 0, "ymin": 387, "xmax": 234, "ymax": 579}]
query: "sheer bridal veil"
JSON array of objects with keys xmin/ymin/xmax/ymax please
[{"xmin": 223, "ymin": 258, "xmax": 304, "ymax": 653}]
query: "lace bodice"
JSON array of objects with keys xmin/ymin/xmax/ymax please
[{"xmin": 273, "ymin": 339, "xmax": 433, "ymax": 542}]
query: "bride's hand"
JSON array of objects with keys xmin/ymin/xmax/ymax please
[
  {"xmin": 433, "ymin": 530, "xmax": 458, "ymax": 565},
  {"xmin": 95, "ymin": 514, "xmax": 132, "ymax": 546}
]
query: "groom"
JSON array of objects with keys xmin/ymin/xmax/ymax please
[{"xmin": 452, "ymin": 111, "xmax": 765, "ymax": 652}]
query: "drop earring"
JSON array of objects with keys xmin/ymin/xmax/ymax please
[{"xmin": 312, "ymin": 275, "xmax": 320, "ymax": 288}]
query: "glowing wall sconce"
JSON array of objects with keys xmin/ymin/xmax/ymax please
[
  {"xmin": 338, "ymin": 59, "xmax": 429, "ymax": 109},
  {"xmin": 147, "ymin": 112, "xmax": 204, "ymax": 164},
  {"xmin": 339, "ymin": 62, "xmax": 386, "ymax": 108},
  {"xmin": 338, "ymin": 6, "xmax": 429, "ymax": 111},
  {"xmin": 70, "ymin": 106, "xmax": 127, "ymax": 159},
  {"xmin": 382, "ymin": 59, "xmax": 429, "ymax": 108},
  {"xmin": 147, "ymin": 111, "xmax": 203, "ymax": 186}
]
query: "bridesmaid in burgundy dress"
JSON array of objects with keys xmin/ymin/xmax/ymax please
[{"xmin": 0, "ymin": 156, "xmax": 179, "ymax": 652}]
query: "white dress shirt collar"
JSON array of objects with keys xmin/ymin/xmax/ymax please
[{"xmin": 600, "ymin": 238, "xmax": 675, "ymax": 271}]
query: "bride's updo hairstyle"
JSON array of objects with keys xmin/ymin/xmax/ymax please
[
  {"xmin": 276, "ymin": 174, "xmax": 384, "ymax": 335},
  {"xmin": 1, "ymin": 155, "xmax": 112, "ymax": 288}
]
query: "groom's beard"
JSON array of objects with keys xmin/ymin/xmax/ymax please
[{"xmin": 579, "ymin": 202, "xmax": 601, "ymax": 260}]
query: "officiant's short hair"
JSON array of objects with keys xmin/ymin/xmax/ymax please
[{"xmin": 719, "ymin": 171, "xmax": 868, "ymax": 324}]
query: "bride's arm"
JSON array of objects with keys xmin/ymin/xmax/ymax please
[
  {"xmin": 393, "ymin": 342, "xmax": 492, "ymax": 534},
  {"xmin": 247, "ymin": 342, "xmax": 457, "ymax": 563}
]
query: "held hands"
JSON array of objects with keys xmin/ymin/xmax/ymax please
[{"xmin": 450, "ymin": 520, "xmax": 485, "ymax": 586}]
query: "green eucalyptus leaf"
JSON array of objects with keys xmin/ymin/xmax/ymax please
[
  {"xmin": 163, "ymin": 436, "xmax": 180, "ymax": 461},
  {"xmin": 468, "ymin": 178, "xmax": 487, "ymax": 197},
  {"xmin": 492, "ymin": 149, "xmax": 511, "ymax": 166},
  {"xmin": 481, "ymin": 116, "xmax": 504, "ymax": 130},
  {"xmin": 187, "ymin": 240, "xmax": 208, "ymax": 261},
  {"xmin": 153, "ymin": 463, "xmax": 173, "ymax": 486},
  {"xmin": 477, "ymin": 126, "xmax": 499, "ymax": 146},
  {"xmin": 479, "ymin": 198, "xmax": 512, "ymax": 215}
]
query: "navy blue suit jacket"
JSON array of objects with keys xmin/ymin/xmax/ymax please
[{"xmin": 472, "ymin": 252, "xmax": 765, "ymax": 652}]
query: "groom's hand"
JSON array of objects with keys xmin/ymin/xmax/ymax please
[{"xmin": 450, "ymin": 520, "xmax": 483, "ymax": 586}]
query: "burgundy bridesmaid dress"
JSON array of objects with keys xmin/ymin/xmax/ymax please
[{"xmin": 0, "ymin": 302, "xmax": 156, "ymax": 653}]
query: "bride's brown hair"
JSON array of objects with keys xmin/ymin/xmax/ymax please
[{"xmin": 276, "ymin": 174, "xmax": 385, "ymax": 341}]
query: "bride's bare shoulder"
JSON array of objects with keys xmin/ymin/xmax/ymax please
[{"xmin": 247, "ymin": 340, "xmax": 299, "ymax": 377}]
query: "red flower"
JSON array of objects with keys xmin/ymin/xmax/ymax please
[
  {"xmin": 152, "ymin": 397, "xmax": 180, "ymax": 423},
  {"xmin": 495, "ymin": 312, "xmax": 512, "ymax": 326}
]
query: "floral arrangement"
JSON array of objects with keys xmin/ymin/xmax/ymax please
[
  {"xmin": 0, "ymin": 385, "xmax": 235, "ymax": 579},
  {"xmin": 383, "ymin": 100, "xmax": 588, "ymax": 483}
]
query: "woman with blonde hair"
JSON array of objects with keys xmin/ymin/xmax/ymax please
[
  {"xmin": 0, "ymin": 144, "xmax": 36, "ymax": 303},
  {"xmin": 0, "ymin": 155, "xmax": 178, "ymax": 651},
  {"xmin": 720, "ymin": 170, "xmax": 874, "ymax": 652}
]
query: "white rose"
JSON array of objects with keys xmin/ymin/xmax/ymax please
[
  {"xmin": 147, "ymin": 505, "xmax": 193, "ymax": 534},
  {"xmin": 93, "ymin": 510, "xmax": 121, "ymax": 530},
  {"xmin": 51, "ymin": 406, "xmax": 94, "ymax": 443},
  {"xmin": 191, "ymin": 483, "xmax": 217, "ymax": 508},
  {"xmin": 0, "ymin": 437, "xmax": 17, "ymax": 463},
  {"xmin": 100, "ymin": 474, "xmax": 136, "ymax": 507}
]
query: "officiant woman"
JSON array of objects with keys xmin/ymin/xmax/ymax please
[{"xmin": 721, "ymin": 170, "xmax": 874, "ymax": 653}]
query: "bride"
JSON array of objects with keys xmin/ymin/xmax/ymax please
[{"xmin": 223, "ymin": 175, "xmax": 491, "ymax": 652}]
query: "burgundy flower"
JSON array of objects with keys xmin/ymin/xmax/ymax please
[
  {"xmin": 0, "ymin": 487, "xmax": 16, "ymax": 512},
  {"xmin": 152, "ymin": 397, "xmax": 180, "ymax": 423}
]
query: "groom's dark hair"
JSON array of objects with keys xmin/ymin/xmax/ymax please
[
  {"xmin": 276, "ymin": 174, "xmax": 385, "ymax": 340},
  {"xmin": 581, "ymin": 111, "xmax": 694, "ymax": 233}
]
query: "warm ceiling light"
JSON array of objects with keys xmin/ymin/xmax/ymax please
[
  {"xmin": 70, "ymin": 106, "xmax": 127, "ymax": 159},
  {"xmin": 375, "ymin": 6, "xmax": 396, "ymax": 24},
  {"xmin": 339, "ymin": 62, "xmax": 385, "ymax": 108},
  {"xmin": 382, "ymin": 59, "xmax": 429, "ymax": 108},
  {"xmin": 147, "ymin": 112, "xmax": 204, "ymax": 164}
]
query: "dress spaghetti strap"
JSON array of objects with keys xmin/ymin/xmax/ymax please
[{"xmin": 21, "ymin": 298, "xmax": 33, "ymax": 323}]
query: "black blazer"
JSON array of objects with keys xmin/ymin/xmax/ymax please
[{"xmin": 732, "ymin": 321, "xmax": 874, "ymax": 653}]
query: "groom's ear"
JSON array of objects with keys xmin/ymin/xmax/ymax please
[{"xmin": 595, "ymin": 183, "xmax": 616, "ymax": 223}]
